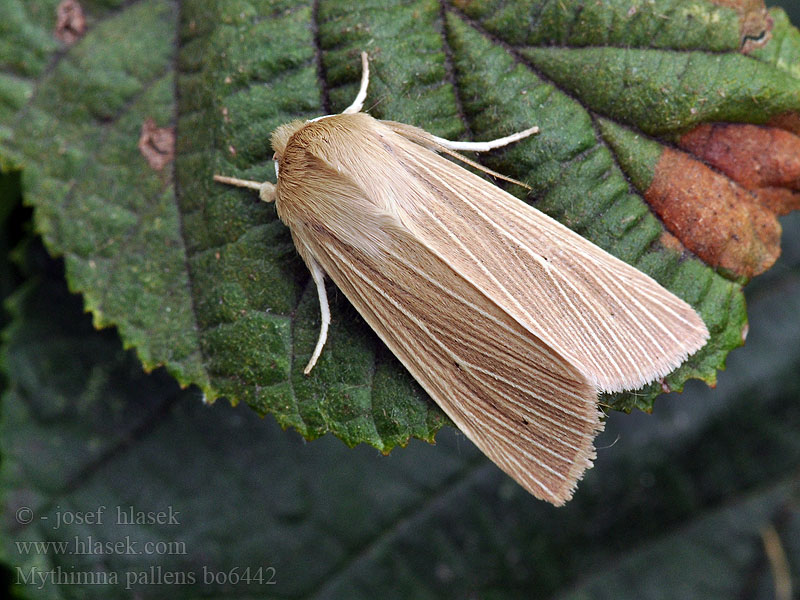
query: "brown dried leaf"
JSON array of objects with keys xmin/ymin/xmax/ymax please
[
  {"xmin": 55, "ymin": 0, "xmax": 86, "ymax": 45},
  {"xmin": 646, "ymin": 147, "xmax": 781, "ymax": 278},
  {"xmin": 137, "ymin": 118, "xmax": 175, "ymax": 171},
  {"xmin": 679, "ymin": 123, "xmax": 800, "ymax": 216},
  {"xmin": 646, "ymin": 119, "xmax": 800, "ymax": 279},
  {"xmin": 768, "ymin": 111, "xmax": 800, "ymax": 137}
]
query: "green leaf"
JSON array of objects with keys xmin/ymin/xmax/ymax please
[
  {"xmin": 2, "ymin": 212, "xmax": 799, "ymax": 598},
  {"xmin": 1, "ymin": 0, "xmax": 799, "ymax": 446}
]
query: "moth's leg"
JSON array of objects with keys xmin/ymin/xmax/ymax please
[
  {"xmin": 342, "ymin": 52, "xmax": 370, "ymax": 115},
  {"xmin": 430, "ymin": 126, "xmax": 539, "ymax": 152},
  {"xmin": 304, "ymin": 256, "xmax": 331, "ymax": 375},
  {"xmin": 213, "ymin": 175, "xmax": 276, "ymax": 203}
]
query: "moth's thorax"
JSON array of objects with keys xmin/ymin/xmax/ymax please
[
  {"xmin": 270, "ymin": 112, "xmax": 428, "ymax": 259},
  {"xmin": 272, "ymin": 112, "xmax": 396, "ymax": 209},
  {"xmin": 271, "ymin": 113, "xmax": 374, "ymax": 161}
]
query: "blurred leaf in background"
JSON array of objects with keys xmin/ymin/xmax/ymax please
[{"xmin": 1, "ymin": 0, "xmax": 800, "ymax": 598}]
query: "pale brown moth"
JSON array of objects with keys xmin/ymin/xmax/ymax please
[{"xmin": 214, "ymin": 53, "xmax": 709, "ymax": 505}]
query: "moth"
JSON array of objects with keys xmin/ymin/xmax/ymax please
[{"xmin": 215, "ymin": 53, "xmax": 709, "ymax": 505}]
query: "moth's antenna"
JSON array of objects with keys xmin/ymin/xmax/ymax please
[
  {"xmin": 365, "ymin": 94, "xmax": 387, "ymax": 114},
  {"xmin": 342, "ymin": 52, "xmax": 370, "ymax": 115},
  {"xmin": 429, "ymin": 126, "xmax": 539, "ymax": 152},
  {"xmin": 213, "ymin": 175, "xmax": 276, "ymax": 203}
]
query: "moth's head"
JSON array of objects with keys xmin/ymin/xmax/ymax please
[{"xmin": 270, "ymin": 120, "xmax": 306, "ymax": 160}]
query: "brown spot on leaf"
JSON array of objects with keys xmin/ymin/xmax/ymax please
[
  {"xmin": 707, "ymin": 0, "xmax": 772, "ymax": 52},
  {"xmin": 646, "ymin": 147, "xmax": 781, "ymax": 278},
  {"xmin": 138, "ymin": 118, "xmax": 175, "ymax": 171},
  {"xmin": 659, "ymin": 230, "xmax": 686, "ymax": 255},
  {"xmin": 679, "ymin": 123, "xmax": 800, "ymax": 215},
  {"xmin": 55, "ymin": 0, "xmax": 86, "ymax": 45}
]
